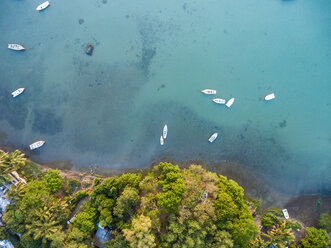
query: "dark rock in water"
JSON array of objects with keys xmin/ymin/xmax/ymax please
[
  {"xmin": 279, "ymin": 120, "xmax": 287, "ymax": 128},
  {"xmin": 79, "ymin": 18, "xmax": 84, "ymax": 24},
  {"xmin": 86, "ymin": 44, "xmax": 94, "ymax": 56},
  {"xmin": 103, "ymin": 0, "xmax": 107, "ymax": 4}
]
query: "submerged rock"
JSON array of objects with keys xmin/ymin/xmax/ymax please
[
  {"xmin": 86, "ymin": 44, "xmax": 94, "ymax": 56},
  {"xmin": 79, "ymin": 18, "xmax": 84, "ymax": 25}
]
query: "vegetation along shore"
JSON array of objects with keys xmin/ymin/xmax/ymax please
[{"xmin": 0, "ymin": 149, "xmax": 330, "ymax": 248}]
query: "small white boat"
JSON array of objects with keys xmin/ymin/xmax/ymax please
[
  {"xmin": 160, "ymin": 136, "xmax": 164, "ymax": 145},
  {"xmin": 264, "ymin": 93, "xmax": 275, "ymax": 101},
  {"xmin": 163, "ymin": 124, "xmax": 168, "ymax": 139},
  {"xmin": 29, "ymin": 140, "xmax": 46, "ymax": 150},
  {"xmin": 36, "ymin": 1, "xmax": 50, "ymax": 11},
  {"xmin": 208, "ymin": 132, "xmax": 218, "ymax": 143},
  {"xmin": 8, "ymin": 44, "xmax": 25, "ymax": 51},
  {"xmin": 212, "ymin": 98, "xmax": 226, "ymax": 104},
  {"xmin": 282, "ymin": 209, "xmax": 289, "ymax": 219},
  {"xmin": 201, "ymin": 89, "xmax": 216, "ymax": 95},
  {"xmin": 226, "ymin": 98, "xmax": 235, "ymax": 108},
  {"xmin": 11, "ymin": 88, "xmax": 25, "ymax": 98}
]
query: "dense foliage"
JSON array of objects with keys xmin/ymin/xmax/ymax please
[{"xmin": 1, "ymin": 151, "xmax": 330, "ymax": 248}]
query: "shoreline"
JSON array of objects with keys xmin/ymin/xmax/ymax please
[{"xmin": 1, "ymin": 142, "xmax": 330, "ymax": 227}]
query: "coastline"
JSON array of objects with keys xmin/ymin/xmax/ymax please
[
  {"xmin": 41, "ymin": 156, "xmax": 330, "ymax": 228},
  {"xmin": 0, "ymin": 137, "xmax": 329, "ymax": 228}
]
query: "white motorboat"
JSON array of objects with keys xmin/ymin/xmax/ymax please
[
  {"xmin": 208, "ymin": 132, "xmax": 218, "ymax": 143},
  {"xmin": 226, "ymin": 98, "xmax": 235, "ymax": 108},
  {"xmin": 160, "ymin": 136, "xmax": 164, "ymax": 145},
  {"xmin": 201, "ymin": 89, "xmax": 216, "ymax": 95},
  {"xmin": 11, "ymin": 88, "xmax": 25, "ymax": 98},
  {"xmin": 212, "ymin": 98, "xmax": 226, "ymax": 104},
  {"xmin": 36, "ymin": 1, "xmax": 50, "ymax": 11},
  {"xmin": 29, "ymin": 140, "xmax": 46, "ymax": 150},
  {"xmin": 8, "ymin": 44, "xmax": 25, "ymax": 51},
  {"xmin": 163, "ymin": 124, "xmax": 168, "ymax": 139},
  {"xmin": 264, "ymin": 93, "xmax": 275, "ymax": 101},
  {"xmin": 282, "ymin": 209, "xmax": 289, "ymax": 219}
]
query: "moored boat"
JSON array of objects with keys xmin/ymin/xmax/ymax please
[
  {"xmin": 11, "ymin": 88, "xmax": 25, "ymax": 98},
  {"xmin": 163, "ymin": 124, "xmax": 168, "ymax": 139},
  {"xmin": 160, "ymin": 136, "xmax": 164, "ymax": 145},
  {"xmin": 29, "ymin": 140, "xmax": 46, "ymax": 150},
  {"xmin": 226, "ymin": 98, "xmax": 235, "ymax": 108},
  {"xmin": 36, "ymin": 1, "xmax": 50, "ymax": 11},
  {"xmin": 208, "ymin": 132, "xmax": 218, "ymax": 143},
  {"xmin": 201, "ymin": 89, "xmax": 216, "ymax": 95},
  {"xmin": 212, "ymin": 98, "xmax": 226, "ymax": 104},
  {"xmin": 264, "ymin": 93, "xmax": 275, "ymax": 101},
  {"xmin": 8, "ymin": 44, "xmax": 25, "ymax": 51}
]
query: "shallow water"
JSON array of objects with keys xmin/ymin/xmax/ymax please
[{"xmin": 0, "ymin": 0, "xmax": 330, "ymax": 194}]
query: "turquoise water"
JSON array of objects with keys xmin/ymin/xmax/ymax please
[{"xmin": 0, "ymin": 0, "xmax": 330, "ymax": 194}]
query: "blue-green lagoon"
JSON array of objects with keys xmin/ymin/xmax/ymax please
[{"xmin": 0, "ymin": 0, "xmax": 330, "ymax": 194}]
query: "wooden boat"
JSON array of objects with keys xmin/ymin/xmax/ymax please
[
  {"xmin": 11, "ymin": 88, "xmax": 25, "ymax": 97},
  {"xmin": 208, "ymin": 132, "xmax": 218, "ymax": 143},
  {"xmin": 212, "ymin": 98, "xmax": 226, "ymax": 104},
  {"xmin": 29, "ymin": 140, "xmax": 46, "ymax": 150},
  {"xmin": 226, "ymin": 98, "xmax": 235, "ymax": 108},
  {"xmin": 264, "ymin": 93, "xmax": 275, "ymax": 101},
  {"xmin": 160, "ymin": 136, "xmax": 164, "ymax": 146},
  {"xmin": 36, "ymin": 1, "xmax": 50, "ymax": 11},
  {"xmin": 163, "ymin": 124, "xmax": 168, "ymax": 139},
  {"xmin": 86, "ymin": 44, "xmax": 94, "ymax": 55},
  {"xmin": 8, "ymin": 44, "xmax": 25, "ymax": 51},
  {"xmin": 201, "ymin": 89, "xmax": 216, "ymax": 95}
]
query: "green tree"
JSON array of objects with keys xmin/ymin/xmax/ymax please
[
  {"xmin": 319, "ymin": 213, "xmax": 331, "ymax": 232},
  {"xmin": 73, "ymin": 205, "xmax": 97, "ymax": 233},
  {"xmin": 215, "ymin": 175, "xmax": 259, "ymax": 247},
  {"xmin": 155, "ymin": 162, "xmax": 184, "ymax": 213},
  {"xmin": 301, "ymin": 227, "xmax": 330, "ymax": 248},
  {"xmin": 44, "ymin": 169, "xmax": 63, "ymax": 193},
  {"xmin": 123, "ymin": 215, "xmax": 156, "ymax": 248},
  {"xmin": 113, "ymin": 186, "xmax": 139, "ymax": 221}
]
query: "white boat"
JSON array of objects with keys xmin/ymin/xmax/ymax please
[
  {"xmin": 160, "ymin": 136, "xmax": 164, "ymax": 146},
  {"xmin": 11, "ymin": 88, "xmax": 25, "ymax": 98},
  {"xmin": 8, "ymin": 44, "xmax": 25, "ymax": 51},
  {"xmin": 282, "ymin": 209, "xmax": 289, "ymax": 219},
  {"xmin": 212, "ymin": 98, "xmax": 226, "ymax": 104},
  {"xmin": 264, "ymin": 93, "xmax": 275, "ymax": 101},
  {"xmin": 226, "ymin": 98, "xmax": 235, "ymax": 108},
  {"xmin": 36, "ymin": 1, "xmax": 50, "ymax": 11},
  {"xmin": 163, "ymin": 124, "xmax": 168, "ymax": 139},
  {"xmin": 29, "ymin": 140, "xmax": 46, "ymax": 150},
  {"xmin": 201, "ymin": 89, "xmax": 216, "ymax": 95},
  {"xmin": 208, "ymin": 132, "xmax": 218, "ymax": 143}
]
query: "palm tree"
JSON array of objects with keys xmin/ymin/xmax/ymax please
[
  {"xmin": 26, "ymin": 206, "xmax": 62, "ymax": 244},
  {"xmin": 0, "ymin": 150, "xmax": 26, "ymax": 173},
  {"xmin": 262, "ymin": 220, "xmax": 295, "ymax": 248}
]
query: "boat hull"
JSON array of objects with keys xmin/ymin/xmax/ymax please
[
  {"xmin": 264, "ymin": 93, "xmax": 275, "ymax": 101},
  {"xmin": 29, "ymin": 140, "xmax": 46, "ymax": 150},
  {"xmin": 201, "ymin": 89, "xmax": 216, "ymax": 95},
  {"xmin": 8, "ymin": 44, "xmax": 25, "ymax": 51},
  {"xmin": 160, "ymin": 136, "xmax": 164, "ymax": 145},
  {"xmin": 208, "ymin": 133, "xmax": 218, "ymax": 143},
  {"xmin": 163, "ymin": 125, "xmax": 168, "ymax": 139},
  {"xmin": 226, "ymin": 98, "xmax": 235, "ymax": 108},
  {"xmin": 213, "ymin": 98, "xmax": 226, "ymax": 104},
  {"xmin": 11, "ymin": 88, "xmax": 25, "ymax": 98},
  {"xmin": 36, "ymin": 1, "xmax": 50, "ymax": 11}
]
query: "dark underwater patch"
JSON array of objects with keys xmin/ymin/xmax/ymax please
[{"xmin": 32, "ymin": 109, "xmax": 63, "ymax": 135}]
